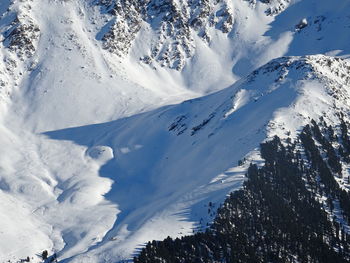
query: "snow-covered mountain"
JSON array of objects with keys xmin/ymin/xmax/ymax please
[
  {"xmin": 1, "ymin": 0, "xmax": 350, "ymax": 262},
  {"xmin": 45, "ymin": 55, "xmax": 350, "ymax": 262}
]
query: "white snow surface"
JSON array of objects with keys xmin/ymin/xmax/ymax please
[{"xmin": 1, "ymin": 0, "xmax": 350, "ymax": 262}]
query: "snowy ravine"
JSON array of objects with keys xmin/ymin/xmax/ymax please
[{"xmin": 1, "ymin": 0, "xmax": 350, "ymax": 262}]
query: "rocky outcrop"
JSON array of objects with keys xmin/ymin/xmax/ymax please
[
  {"xmin": 3, "ymin": 16, "xmax": 40, "ymax": 59},
  {"xmin": 97, "ymin": 0, "xmax": 235, "ymax": 70},
  {"xmin": 97, "ymin": 0, "xmax": 291, "ymax": 70},
  {"xmin": 99, "ymin": 0, "xmax": 145, "ymax": 56}
]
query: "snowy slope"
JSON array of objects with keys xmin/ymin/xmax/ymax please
[
  {"xmin": 1, "ymin": 0, "xmax": 350, "ymax": 262},
  {"xmin": 43, "ymin": 55, "xmax": 350, "ymax": 262},
  {"xmin": 1, "ymin": 0, "xmax": 350, "ymax": 131}
]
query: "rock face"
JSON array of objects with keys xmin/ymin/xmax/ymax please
[
  {"xmin": 99, "ymin": 0, "xmax": 145, "ymax": 56},
  {"xmin": 3, "ymin": 17, "xmax": 40, "ymax": 58},
  {"xmin": 0, "ymin": 0, "xmax": 290, "ymax": 70},
  {"xmin": 97, "ymin": 0, "xmax": 234, "ymax": 70},
  {"xmin": 97, "ymin": 0, "xmax": 291, "ymax": 70},
  {"xmin": 248, "ymin": 0, "xmax": 291, "ymax": 15},
  {"xmin": 0, "ymin": 2, "xmax": 40, "ymax": 106}
]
